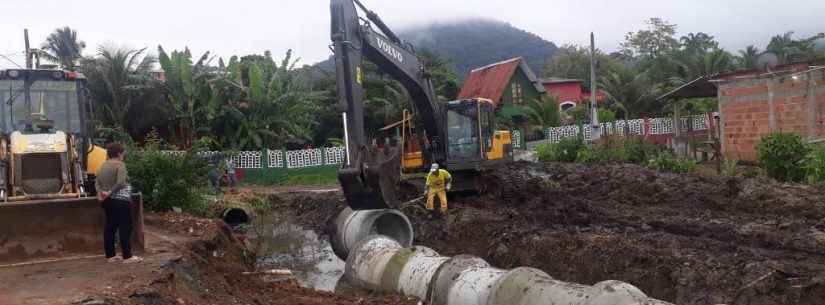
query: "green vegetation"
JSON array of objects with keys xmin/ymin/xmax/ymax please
[
  {"xmin": 804, "ymin": 149, "xmax": 825, "ymax": 185},
  {"xmin": 756, "ymin": 133, "xmax": 809, "ymax": 182},
  {"xmin": 125, "ymin": 133, "xmax": 212, "ymax": 215},
  {"xmin": 536, "ymin": 137, "xmax": 586, "ymax": 163},
  {"xmin": 722, "ymin": 159, "xmax": 738, "ymax": 177},
  {"xmin": 647, "ymin": 153, "xmax": 698, "ymax": 173}
]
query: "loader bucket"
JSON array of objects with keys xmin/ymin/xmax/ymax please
[{"xmin": 0, "ymin": 195, "xmax": 144, "ymax": 265}]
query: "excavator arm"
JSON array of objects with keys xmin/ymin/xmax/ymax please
[{"xmin": 331, "ymin": 0, "xmax": 445, "ymax": 210}]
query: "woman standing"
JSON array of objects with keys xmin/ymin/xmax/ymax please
[{"xmin": 95, "ymin": 143, "xmax": 142, "ymax": 263}]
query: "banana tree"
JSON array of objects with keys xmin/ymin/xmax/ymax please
[
  {"xmin": 208, "ymin": 50, "xmax": 322, "ymax": 150},
  {"xmin": 157, "ymin": 46, "xmax": 214, "ymax": 148}
]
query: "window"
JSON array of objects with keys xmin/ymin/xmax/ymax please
[
  {"xmin": 511, "ymin": 83, "xmax": 523, "ymax": 105},
  {"xmin": 447, "ymin": 106, "xmax": 480, "ymax": 160}
]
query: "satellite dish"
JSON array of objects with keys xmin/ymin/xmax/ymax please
[{"xmin": 756, "ymin": 52, "xmax": 779, "ymax": 70}]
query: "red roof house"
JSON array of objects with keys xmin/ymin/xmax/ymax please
[
  {"xmin": 458, "ymin": 57, "xmax": 546, "ymax": 107},
  {"xmin": 542, "ymin": 78, "xmax": 605, "ymax": 111}
]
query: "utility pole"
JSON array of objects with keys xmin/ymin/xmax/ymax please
[
  {"xmin": 24, "ymin": 29, "xmax": 32, "ymax": 69},
  {"xmin": 589, "ymin": 32, "xmax": 601, "ymax": 141}
]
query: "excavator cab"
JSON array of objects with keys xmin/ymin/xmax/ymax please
[{"xmin": 443, "ymin": 98, "xmax": 511, "ymax": 169}]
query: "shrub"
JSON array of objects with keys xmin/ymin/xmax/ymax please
[
  {"xmin": 575, "ymin": 147, "xmax": 597, "ymax": 164},
  {"xmin": 804, "ymin": 148, "xmax": 825, "ymax": 184},
  {"xmin": 623, "ymin": 137, "xmax": 659, "ymax": 164},
  {"xmin": 756, "ymin": 133, "xmax": 809, "ymax": 182},
  {"xmin": 127, "ymin": 147, "xmax": 212, "ymax": 215},
  {"xmin": 536, "ymin": 137, "xmax": 586, "ymax": 162},
  {"xmin": 648, "ymin": 153, "xmax": 698, "ymax": 173},
  {"xmin": 722, "ymin": 159, "xmax": 738, "ymax": 177}
]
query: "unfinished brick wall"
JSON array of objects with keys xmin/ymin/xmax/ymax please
[{"xmin": 719, "ymin": 69, "xmax": 825, "ymax": 161}]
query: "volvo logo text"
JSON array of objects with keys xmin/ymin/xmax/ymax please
[{"xmin": 376, "ymin": 37, "xmax": 403, "ymax": 63}]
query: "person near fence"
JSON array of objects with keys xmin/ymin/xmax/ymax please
[
  {"xmin": 225, "ymin": 158, "xmax": 237, "ymax": 193},
  {"xmin": 208, "ymin": 161, "xmax": 223, "ymax": 193},
  {"xmin": 424, "ymin": 163, "xmax": 452, "ymax": 216},
  {"xmin": 95, "ymin": 143, "xmax": 142, "ymax": 264}
]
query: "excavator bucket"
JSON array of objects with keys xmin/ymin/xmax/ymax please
[
  {"xmin": 0, "ymin": 195, "xmax": 144, "ymax": 265},
  {"xmin": 339, "ymin": 147, "xmax": 401, "ymax": 210}
]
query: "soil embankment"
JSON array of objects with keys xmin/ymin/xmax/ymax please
[
  {"xmin": 271, "ymin": 161, "xmax": 825, "ymax": 305},
  {"xmin": 0, "ymin": 212, "xmax": 416, "ymax": 305}
]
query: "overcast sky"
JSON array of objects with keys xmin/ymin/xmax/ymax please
[{"xmin": 1, "ymin": 0, "xmax": 823, "ymax": 69}]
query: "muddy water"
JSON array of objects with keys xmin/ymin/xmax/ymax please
[{"xmin": 248, "ymin": 214, "xmax": 347, "ymax": 292}]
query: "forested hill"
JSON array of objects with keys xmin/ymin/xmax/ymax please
[
  {"xmin": 316, "ymin": 19, "xmax": 557, "ymax": 77},
  {"xmin": 401, "ymin": 19, "xmax": 556, "ymax": 76}
]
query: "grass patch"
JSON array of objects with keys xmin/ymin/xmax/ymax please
[{"xmin": 241, "ymin": 165, "xmax": 339, "ymax": 186}]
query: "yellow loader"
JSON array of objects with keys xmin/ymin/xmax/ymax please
[{"xmin": 0, "ymin": 69, "xmax": 143, "ymax": 265}]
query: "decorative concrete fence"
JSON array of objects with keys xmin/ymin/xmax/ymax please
[
  {"xmin": 163, "ymin": 147, "xmax": 347, "ymax": 169},
  {"xmin": 544, "ymin": 114, "xmax": 711, "ymax": 143}
]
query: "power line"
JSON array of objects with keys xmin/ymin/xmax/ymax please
[{"xmin": 0, "ymin": 54, "xmax": 23, "ymax": 68}]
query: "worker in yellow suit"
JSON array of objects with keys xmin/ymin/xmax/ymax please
[{"xmin": 425, "ymin": 163, "xmax": 452, "ymax": 215}]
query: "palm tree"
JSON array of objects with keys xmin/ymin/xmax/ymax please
[
  {"xmin": 83, "ymin": 45, "xmax": 158, "ymax": 129},
  {"xmin": 738, "ymin": 45, "xmax": 760, "ymax": 69},
  {"xmin": 38, "ymin": 27, "xmax": 86, "ymax": 70},
  {"xmin": 599, "ymin": 68, "xmax": 660, "ymax": 118},
  {"xmin": 526, "ymin": 95, "xmax": 560, "ymax": 128},
  {"xmin": 767, "ymin": 31, "xmax": 825, "ymax": 64}
]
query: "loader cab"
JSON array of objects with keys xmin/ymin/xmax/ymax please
[
  {"xmin": 0, "ymin": 69, "xmax": 97, "ymax": 201},
  {"xmin": 444, "ymin": 98, "xmax": 511, "ymax": 169}
]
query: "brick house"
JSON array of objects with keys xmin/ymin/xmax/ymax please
[
  {"xmin": 457, "ymin": 57, "xmax": 546, "ymax": 107},
  {"xmin": 541, "ymin": 78, "xmax": 605, "ymax": 111},
  {"xmin": 715, "ymin": 63, "xmax": 825, "ymax": 161}
]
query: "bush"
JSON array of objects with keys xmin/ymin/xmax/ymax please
[
  {"xmin": 575, "ymin": 147, "xmax": 597, "ymax": 164},
  {"xmin": 756, "ymin": 133, "xmax": 809, "ymax": 182},
  {"xmin": 623, "ymin": 137, "xmax": 659, "ymax": 164},
  {"xmin": 648, "ymin": 153, "xmax": 698, "ymax": 173},
  {"xmin": 536, "ymin": 137, "xmax": 586, "ymax": 162},
  {"xmin": 804, "ymin": 148, "xmax": 825, "ymax": 184},
  {"xmin": 722, "ymin": 159, "xmax": 738, "ymax": 177},
  {"xmin": 127, "ymin": 147, "xmax": 212, "ymax": 215}
]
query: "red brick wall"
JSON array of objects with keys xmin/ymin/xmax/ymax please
[{"xmin": 719, "ymin": 69, "xmax": 825, "ymax": 161}]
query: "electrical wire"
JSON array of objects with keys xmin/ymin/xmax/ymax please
[{"xmin": 0, "ymin": 54, "xmax": 23, "ymax": 68}]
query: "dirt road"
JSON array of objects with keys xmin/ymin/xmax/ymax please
[
  {"xmin": 0, "ymin": 212, "xmax": 416, "ymax": 305},
  {"xmin": 271, "ymin": 161, "xmax": 825, "ymax": 305}
]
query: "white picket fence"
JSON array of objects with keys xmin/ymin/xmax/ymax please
[
  {"xmin": 162, "ymin": 147, "xmax": 347, "ymax": 169},
  {"xmin": 545, "ymin": 114, "xmax": 710, "ymax": 143}
]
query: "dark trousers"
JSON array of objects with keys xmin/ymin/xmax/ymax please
[{"xmin": 102, "ymin": 198, "xmax": 133, "ymax": 259}]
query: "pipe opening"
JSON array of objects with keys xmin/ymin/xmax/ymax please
[
  {"xmin": 222, "ymin": 208, "xmax": 249, "ymax": 226},
  {"xmin": 372, "ymin": 213, "xmax": 412, "ymax": 247}
]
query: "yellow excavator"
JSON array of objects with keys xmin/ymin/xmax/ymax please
[
  {"xmin": 331, "ymin": 0, "xmax": 513, "ymax": 210},
  {"xmin": 0, "ymin": 69, "xmax": 143, "ymax": 264}
]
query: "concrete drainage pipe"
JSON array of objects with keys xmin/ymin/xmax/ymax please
[
  {"xmin": 330, "ymin": 208, "xmax": 413, "ymax": 260},
  {"xmin": 344, "ymin": 234, "xmax": 674, "ymax": 305}
]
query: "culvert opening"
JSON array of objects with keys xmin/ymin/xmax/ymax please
[
  {"xmin": 372, "ymin": 213, "xmax": 413, "ymax": 247},
  {"xmin": 222, "ymin": 208, "xmax": 249, "ymax": 226}
]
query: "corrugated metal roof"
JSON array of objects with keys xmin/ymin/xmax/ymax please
[
  {"xmin": 457, "ymin": 58, "xmax": 521, "ymax": 105},
  {"xmin": 457, "ymin": 57, "xmax": 546, "ymax": 107}
]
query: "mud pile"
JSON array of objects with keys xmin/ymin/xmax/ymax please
[{"xmin": 272, "ymin": 161, "xmax": 825, "ymax": 305}]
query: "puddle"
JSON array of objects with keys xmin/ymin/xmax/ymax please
[{"xmin": 248, "ymin": 214, "xmax": 345, "ymax": 292}]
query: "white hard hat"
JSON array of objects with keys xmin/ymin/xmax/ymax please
[{"xmin": 430, "ymin": 163, "xmax": 439, "ymax": 172}]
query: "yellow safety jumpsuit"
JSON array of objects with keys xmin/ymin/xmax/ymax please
[{"xmin": 425, "ymin": 169, "xmax": 452, "ymax": 214}]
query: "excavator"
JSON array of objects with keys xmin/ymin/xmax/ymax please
[
  {"xmin": 0, "ymin": 68, "xmax": 143, "ymax": 264},
  {"xmin": 331, "ymin": 0, "xmax": 513, "ymax": 210}
]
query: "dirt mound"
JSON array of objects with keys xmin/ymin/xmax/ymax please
[
  {"xmin": 102, "ymin": 213, "xmax": 416, "ymax": 305},
  {"xmin": 277, "ymin": 161, "xmax": 825, "ymax": 305}
]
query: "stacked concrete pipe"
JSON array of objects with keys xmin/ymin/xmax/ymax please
[
  {"xmin": 343, "ymin": 235, "xmax": 674, "ymax": 305},
  {"xmin": 329, "ymin": 208, "xmax": 673, "ymax": 305}
]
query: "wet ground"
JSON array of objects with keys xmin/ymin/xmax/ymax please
[
  {"xmin": 247, "ymin": 214, "xmax": 346, "ymax": 292},
  {"xmin": 270, "ymin": 161, "xmax": 825, "ymax": 305}
]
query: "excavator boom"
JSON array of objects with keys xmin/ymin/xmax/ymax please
[{"xmin": 331, "ymin": 0, "xmax": 444, "ymax": 210}]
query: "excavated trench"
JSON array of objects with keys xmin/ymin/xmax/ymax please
[{"xmin": 270, "ymin": 161, "xmax": 825, "ymax": 305}]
